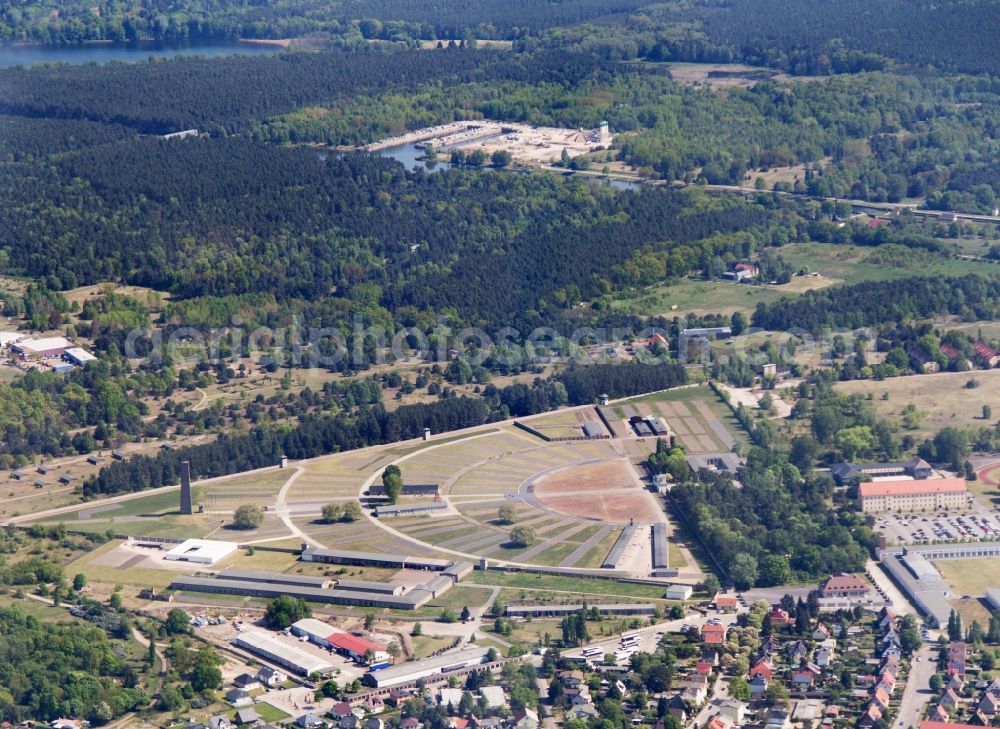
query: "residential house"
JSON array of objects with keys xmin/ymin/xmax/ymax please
[
  {"xmin": 234, "ymin": 709, "xmax": 262, "ymax": 726},
  {"xmin": 225, "ymin": 689, "xmax": 252, "ymax": 708},
  {"xmin": 702, "ymin": 623, "xmax": 727, "ymax": 645},
  {"xmin": 366, "ymin": 720, "xmax": 384, "ymax": 729},
  {"xmin": 257, "ymin": 666, "xmax": 288, "ymax": 687},
  {"xmin": 815, "ymin": 646, "xmax": 835, "ymax": 667},
  {"xmin": 787, "ymin": 641, "xmax": 809, "ymax": 664},
  {"xmin": 859, "ymin": 705, "xmax": 882, "ymax": 728},
  {"xmin": 949, "ymin": 642, "xmax": 968, "ymax": 677},
  {"xmin": 400, "ymin": 719, "xmax": 422, "ymax": 729},
  {"xmin": 812, "ymin": 623, "xmax": 831, "ymax": 641},
  {"xmin": 768, "ymin": 607, "xmax": 795, "ymax": 629},
  {"xmin": 749, "ymin": 661, "xmax": 773, "ymax": 682},
  {"xmin": 701, "ymin": 648, "xmax": 721, "ymax": 667},
  {"xmin": 930, "ymin": 706, "xmax": 950, "ymax": 723},
  {"xmin": 947, "ymin": 675, "xmax": 965, "ymax": 693},
  {"xmin": 208, "ymin": 717, "xmax": 233, "ymax": 729},
  {"xmin": 480, "ymin": 686, "xmax": 506, "ymax": 709},
  {"xmin": 974, "ymin": 341, "xmax": 1000, "ymax": 368},
  {"xmin": 706, "ymin": 717, "xmax": 731, "ymax": 729},
  {"xmin": 791, "ymin": 669, "xmax": 815, "ymax": 688},
  {"xmin": 878, "ymin": 608, "xmax": 897, "ymax": 630},
  {"xmin": 872, "ymin": 687, "xmax": 891, "ymax": 712},
  {"xmin": 695, "ymin": 661, "xmax": 713, "ymax": 676},
  {"xmin": 566, "ymin": 704, "xmax": 599, "ymax": 721},
  {"xmin": 339, "ymin": 716, "xmax": 360, "ymax": 729},
  {"xmin": 365, "ymin": 695, "xmax": 385, "ymax": 714},
  {"xmin": 446, "ymin": 719, "xmax": 468, "ymax": 729},
  {"xmin": 819, "ymin": 573, "xmax": 872, "ymax": 599},
  {"xmin": 749, "ymin": 675, "xmax": 769, "ymax": 698},
  {"xmin": 877, "ymin": 670, "xmax": 896, "ymax": 694},
  {"xmin": 51, "ymin": 721, "xmax": 81, "ymax": 729},
  {"xmin": 666, "ymin": 695, "xmax": 687, "ymax": 722},
  {"xmin": 513, "ymin": 708, "xmax": 538, "ymax": 729},
  {"xmin": 438, "ymin": 689, "xmax": 463, "ymax": 709},
  {"xmin": 978, "ymin": 693, "xmax": 1000, "ymax": 716},
  {"xmin": 765, "ymin": 709, "xmax": 791, "ymax": 729},
  {"xmin": 713, "ymin": 593, "xmax": 739, "ymax": 612},
  {"xmin": 715, "ymin": 699, "xmax": 746, "ymax": 725},
  {"xmin": 234, "ymin": 674, "xmax": 262, "ymax": 691},
  {"xmin": 941, "ymin": 688, "xmax": 962, "ymax": 711}
]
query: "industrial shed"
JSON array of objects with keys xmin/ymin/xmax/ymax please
[
  {"xmin": 163, "ymin": 539, "xmax": 238, "ymax": 565},
  {"xmin": 334, "ymin": 579, "xmax": 405, "ymax": 595},
  {"xmin": 361, "ymin": 647, "xmax": 491, "ymax": 689},
  {"xmin": 233, "ymin": 631, "xmax": 336, "ymax": 676}
]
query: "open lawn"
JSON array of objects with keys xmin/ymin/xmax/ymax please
[
  {"xmin": 611, "ymin": 278, "xmax": 794, "ymax": 317},
  {"xmin": 934, "ymin": 558, "xmax": 1000, "ymax": 597},
  {"xmin": 835, "ymin": 369, "xmax": 1000, "ymax": 440}
]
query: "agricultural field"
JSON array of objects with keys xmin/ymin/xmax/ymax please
[{"xmin": 834, "ymin": 369, "xmax": 1000, "ymax": 439}]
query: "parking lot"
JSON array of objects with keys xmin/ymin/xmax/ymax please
[{"xmin": 877, "ymin": 504, "xmax": 1000, "ymax": 546}]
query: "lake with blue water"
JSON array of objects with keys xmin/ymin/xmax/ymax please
[{"xmin": 0, "ymin": 38, "xmax": 281, "ymax": 68}]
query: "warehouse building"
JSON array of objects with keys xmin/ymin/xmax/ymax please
[
  {"xmin": 374, "ymin": 501, "xmax": 448, "ymax": 518},
  {"xmin": 505, "ymin": 603, "xmax": 657, "ymax": 618},
  {"xmin": 218, "ymin": 568, "xmax": 333, "ymax": 589},
  {"xmin": 289, "ymin": 619, "xmax": 390, "ymax": 663},
  {"xmin": 878, "ymin": 549, "xmax": 952, "ymax": 628},
  {"xmin": 858, "ymin": 478, "xmax": 969, "ymax": 513},
  {"xmin": 63, "ymin": 347, "xmax": 97, "ymax": 366},
  {"xmin": 986, "ymin": 588, "xmax": 1000, "ymax": 612},
  {"xmin": 362, "ymin": 647, "xmax": 491, "ymax": 689},
  {"xmin": 233, "ymin": 631, "xmax": 336, "ymax": 677},
  {"xmin": 602, "ymin": 526, "xmax": 636, "ymax": 569},
  {"xmin": 164, "ymin": 539, "xmax": 238, "ymax": 565},
  {"xmin": 300, "ymin": 546, "xmax": 452, "ymax": 571},
  {"xmin": 328, "ymin": 633, "xmax": 389, "ymax": 664},
  {"xmin": 11, "ymin": 336, "xmax": 72, "ymax": 359},
  {"xmin": 651, "ymin": 523, "xmax": 668, "ymax": 570},
  {"xmin": 291, "ymin": 618, "xmax": 342, "ymax": 648}
]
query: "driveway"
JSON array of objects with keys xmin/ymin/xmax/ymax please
[{"xmin": 896, "ymin": 643, "xmax": 936, "ymax": 729}]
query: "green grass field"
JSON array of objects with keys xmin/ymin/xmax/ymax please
[
  {"xmin": 467, "ymin": 570, "xmax": 669, "ymax": 600},
  {"xmin": 935, "ymin": 559, "xmax": 1000, "ymax": 597}
]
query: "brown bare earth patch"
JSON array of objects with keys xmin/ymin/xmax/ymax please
[
  {"xmin": 530, "ymin": 459, "xmax": 664, "ymax": 524},
  {"xmin": 532, "ymin": 459, "xmax": 636, "ymax": 495}
]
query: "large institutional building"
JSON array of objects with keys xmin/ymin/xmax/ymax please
[{"xmin": 858, "ymin": 477, "xmax": 969, "ymax": 513}]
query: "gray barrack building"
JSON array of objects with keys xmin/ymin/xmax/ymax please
[
  {"xmin": 602, "ymin": 526, "xmax": 636, "ymax": 569},
  {"xmin": 368, "ymin": 483, "xmax": 440, "ymax": 497},
  {"xmin": 300, "ymin": 546, "xmax": 452, "ymax": 571},
  {"xmin": 170, "ymin": 575, "xmax": 436, "ymax": 609},
  {"xmin": 233, "ymin": 630, "xmax": 336, "ymax": 676},
  {"xmin": 651, "ymin": 523, "xmax": 668, "ymax": 569},
  {"xmin": 217, "ymin": 568, "xmax": 333, "ymax": 589}
]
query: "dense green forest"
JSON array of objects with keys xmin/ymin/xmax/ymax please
[
  {"xmin": 0, "ymin": 606, "xmax": 150, "ymax": 723},
  {"xmin": 4, "ymin": 0, "xmax": 1000, "ymax": 79},
  {"xmin": 751, "ymin": 275, "xmax": 1000, "ymax": 333},
  {"xmin": 0, "ymin": 0, "xmax": 651, "ymax": 43},
  {"xmin": 0, "ymin": 135, "xmax": 783, "ymax": 328}
]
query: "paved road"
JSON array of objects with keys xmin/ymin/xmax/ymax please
[
  {"xmin": 866, "ymin": 559, "xmax": 918, "ymax": 617},
  {"xmin": 896, "ymin": 643, "xmax": 936, "ymax": 729},
  {"xmin": 690, "ymin": 674, "xmax": 727, "ymax": 729}
]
